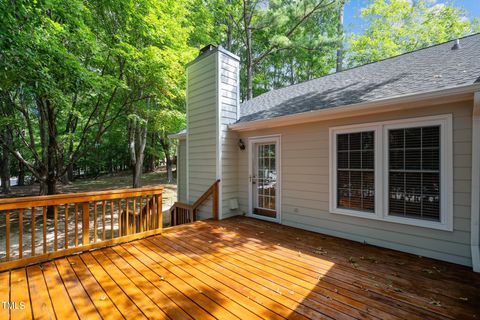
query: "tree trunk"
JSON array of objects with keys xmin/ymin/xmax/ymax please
[
  {"xmin": 57, "ymin": 151, "xmax": 70, "ymax": 185},
  {"xmin": 17, "ymin": 161, "xmax": 25, "ymax": 186},
  {"xmin": 46, "ymin": 100, "xmax": 58, "ymax": 195},
  {"xmin": 243, "ymin": 0, "xmax": 254, "ymax": 100},
  {"xmin": 159, "ymin": 136, "xmax": 173, "ymax": 183},
  {"xmin": 225, "ymin": 0, "xmax": 233, "ymax": 50},
  {"xmin": 1, "ymin": 131, "xmax": 12, "ymax": 194},
  {"xmin": 336, "ymin": 2, "xmax": 345, "ymax": 72},
  {"xmin": 67, "ymin": 163, "xmax": 74, "ymax": 181},
  {"xmin": 129, "ymin": 115, "xmax": 148, "ymax": 188},
  {"xmin": 166, "ymin": 153, "xmax": 173, "ymax": 183}
]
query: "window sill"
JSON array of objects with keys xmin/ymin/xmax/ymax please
[
  {"xmin": 330, "ymin": 207, "xmax": 453, "ymax": 231},
  {"xmin": 383, "ymin": 214, "xmax": 453, "ymax": 231}
]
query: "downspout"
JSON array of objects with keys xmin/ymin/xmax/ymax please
[{"xmin": 472, "ymin": 92, "xmax": 480, "ymax": 272}]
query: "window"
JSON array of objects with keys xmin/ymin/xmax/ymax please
[
  {"xmin": 337, "ymin": 131, "xmax": 375, "ymax": 212},
  {"xmin": 330, "ymin": 115, "xmax": 452, "ymax": 231},
  {"xmin": 388, "ymin": 126, "xmax": 440, "ymax": 221}
]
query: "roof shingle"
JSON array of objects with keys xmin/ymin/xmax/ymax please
[{"xmin": 238, "ymin": 34, "xmax": 480, "ymax": 123}]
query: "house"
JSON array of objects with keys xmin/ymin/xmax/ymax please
[{"xmin": 171, "ymin": 34, "xmax": 480, "ymax": 271}]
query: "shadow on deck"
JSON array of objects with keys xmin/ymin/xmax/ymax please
[{"xmin": 0, "ymin": 216, "xmax": 479, "ymax": 319}]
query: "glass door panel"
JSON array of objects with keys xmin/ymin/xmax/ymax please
[{"xmin": 253, "ymin": 143, "xmax": 277, "ymax": 218}]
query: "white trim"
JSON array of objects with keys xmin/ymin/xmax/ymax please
[
  {"xmin": 235, "ymin": 56, "xmax": 241, "ymax": 121},
  {"xmin": 329, "ymin": 125, "xmax": 382, "ymax": 219},
  {"xmin": 186, "ymin": 66, "xmax": 190, "ymax": 202},
  {"xmin": 248, "ymin": 135, "xmax": 282, "ymax": 223},
  {"xmin": 216, "ymin": 51, "xmax": 223, "ymax": 220},
  {"xmin": 230, "ymin": 84, "xmax": 478, "ymax": 132},
  {"xmin": 329, "ymin": 114, "xmax": 453, "ymax": 231},
  {"xmin": 472, "ymin": 92, "xmax": 480, "ymax": 272}
]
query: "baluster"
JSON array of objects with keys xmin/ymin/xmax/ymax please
[
  {"xmin": 133, "ymin": 197, "xmax": 136, "ymax": 234},
  {"xmin": 43, "ymin": 207, "xmax": 47, "ymax": 254},
  {"xmin": 19, "ymin": 208, "xmax": 23, "ymax": 259},
  {"xmin": 6, "ymin": 210, "xmax": 10, "ymax": 261},
  {"xmin": 140, "ymin": 196, "xmax": 143, "ymax": 232},
  {"xmin": 102, "ymin": 200, "xmax": 106, "ymax": 240},
  {"xmin": 146, "ymin": 196, "xmax": 150, "ymax": 230},
  {"xmin": 156, "ymin": 194, "xmax": 162, "ymax": 230},
  {"xmin": 65, "ymin": 204, "xmax": 69, "ymax": 249},
  {"xmin": 93, "ymin": 202, "xmax": 98, "ymax": 243},
  {"xmin": 110, "ymin": 201, "xmax": 114, "ymax": 239},
  {"xmin": 126, "ymin": 198, "xmax": 129, "ymax": 235},
  {"xmin": 82, "ymin": 202, "xmax": 89, "ymax": 245},
  {"xmin": 117, "ymin": 199, "xmax": 122, "ymax": 237},
  {"xmin": 173, "ymin": 204, "xmax": 177, "ymax": 226},
  {"xmin": 151, "ymin": 196, "xmax": 156, "ymax": 229},
  {"xmin": 74, "ymin": 204, "xmax": 79, "ymax": 247},
  {"xmin": 31, "ymin": 207, "xmax": 36, "ymax": 257},
  {"xmin": 54, "ymin": 206, "xmax": 58, "ymax": 251}
]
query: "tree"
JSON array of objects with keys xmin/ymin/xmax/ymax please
[
  {"xmin": 0, "ymin": 0, "xmax": 208, "ymax": 193},
  {"xmin": 0, "ymin": 0, "xmax": 128, "ymax": 194},
  {"xmin": 347, "ymin": 0, "xmax": 480, "ymax": 66},
  {"xmin": 152, "ymin": 109, "xmax": 186, "ymax": 183},
  {"xmin": 237, "ymin": 0, "xmax": 342, "ymax": 100}
]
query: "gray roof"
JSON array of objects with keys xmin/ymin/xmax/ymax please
[
  {"xmin": 238, "ymin": 33, "xmax": 480, "ymax": 123},
  {"xmin": 168, "ymin": 129, "xmax": 186, "ymax": 139}
]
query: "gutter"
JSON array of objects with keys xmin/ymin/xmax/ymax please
[{"xmin": 229, "ymin": 83, "xmax": 480, "ymax": 132}]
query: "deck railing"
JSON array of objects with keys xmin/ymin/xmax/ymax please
[{"xmin": 0, "ymin": 187, "xmax": 163, "ymax": 271}]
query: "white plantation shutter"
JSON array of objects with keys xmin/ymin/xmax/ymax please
[
  {"xmin": 388, "ymin": 126, "xmax": 441, "ymax": 221},
  {"xmin": 336, "ymin": 131, "xmax": 375, "ymax": 212}
]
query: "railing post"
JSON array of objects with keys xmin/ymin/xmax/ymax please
[
  {"xmin": 213, "ymin": 181, "xmax": 219, "ymax": 220},
  {"xmin": 82, "ymin": 202, "xmax": 90, "ymax": 245}
]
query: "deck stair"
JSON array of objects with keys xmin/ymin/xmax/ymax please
[{"xmin": 170, "ymin": 180, "xmax": 219, "ymax": 226}]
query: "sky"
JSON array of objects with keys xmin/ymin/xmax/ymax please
[{"xmin": 344, "ymin": 0, "xmax": 480, "ymax": 34}]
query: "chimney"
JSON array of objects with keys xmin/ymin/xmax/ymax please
[{"xmin": 185, "ymin": 45, "xmax": 240, "ymax": 220}]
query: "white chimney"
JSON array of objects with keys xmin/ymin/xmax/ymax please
[{"xmin": 186, "ymin": 45, "xmax": 240, "ymax": 220}]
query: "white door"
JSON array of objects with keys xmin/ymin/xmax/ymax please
[{"xmin": 249, "ymin": 136, "xmax": 281, "ymax": 222}]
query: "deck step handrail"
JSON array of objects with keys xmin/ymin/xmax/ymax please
[
  {"xmin": 0, "ymin": 186, "xmax": 163, "ymax": 271},
  {"xmin": 170, "ymin": 180, "xmax": 219, "ymax": 226}
]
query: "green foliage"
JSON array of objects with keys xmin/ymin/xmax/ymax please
[
  {"xmin": 215, "ymin": 0, "xmax": 343, "ymax": 99},
  {"xmin": 347, "ymin": 0, "xmax": 479, "ymax": 66},
  {"xmin": 0, "ymin": 0, "xmax": 214, "ymax": 189}
]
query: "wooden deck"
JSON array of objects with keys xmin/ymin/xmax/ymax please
[{"xmin": 0, "ymin": 216, "xmax": 479, "ymax": 320}]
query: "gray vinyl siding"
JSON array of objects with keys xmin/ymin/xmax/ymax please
[
  {"xmin": 187, "ymin": 53, "xmax": 217, "ymax": 219},
  {"xmin": 237, "ymin": 101, "xmax": 473, "ymax": 266},
  {"xmin": 177, "ymin": 139, "xmax": 187, "ymax": 203},
  {"xmin": 219, "ymin": 53, "xmax": 240, "ymax": 218}
]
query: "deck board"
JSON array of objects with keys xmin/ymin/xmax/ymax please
[
  {"xmin": 26, "ymin": 265, "xmax": 56, "ymax": 320},
  {"xmin": 1, "ymin": 216, "xmax": 479, "ymax": 319},
  {"xmin": 41, "ymin": 261, "xmax": 79, "ymax": 320},
  {"xmin": 0, "ymin": 269, "xmax": 10, "ymax": 319}
]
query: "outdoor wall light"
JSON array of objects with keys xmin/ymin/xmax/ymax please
[{"xmin": 238, "ymin": 139, "xmax": 246, "ymax": 150}]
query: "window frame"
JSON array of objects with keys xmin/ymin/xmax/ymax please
[
  {"xmin": 329, "ymin": 114, "xmax": 453, "ymax": 231},
  {"xmin": 329, "ymin": 124, "xmax": 383, "ymax": 220}
]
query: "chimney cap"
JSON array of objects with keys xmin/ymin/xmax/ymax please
[
  {"xmin": 200, "ymin": 44, "xmax": 217, "ymax": 55},
  {"xmin": 451, "ymin": 39, "xmax": 460, "ymax": 50}
]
